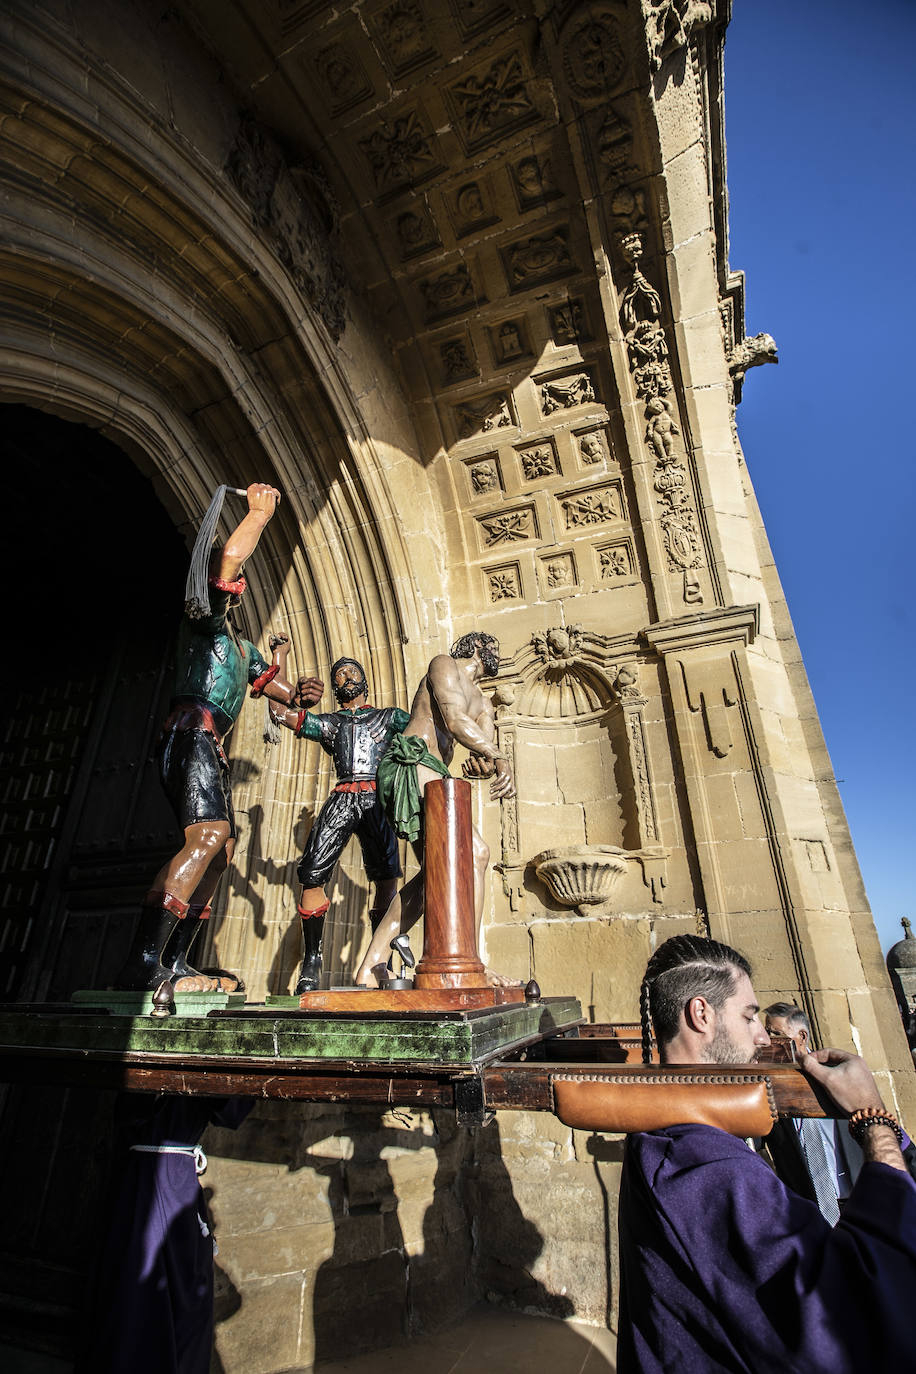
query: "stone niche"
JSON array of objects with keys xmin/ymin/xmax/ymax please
[{"xmin": 492, "ymin": 626, "xmax": 670, "ymax": 922}]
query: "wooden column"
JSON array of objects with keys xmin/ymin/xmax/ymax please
[{"xmin": 414, "ymin": 777, "xmax": 488, "ymax": 989}]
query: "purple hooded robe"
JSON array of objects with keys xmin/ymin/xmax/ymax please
[
  {"xmin": 81, "ymin": 1094, "xmax": 252, "ymax": 1374},
  {"xmin": 618, "ymin": 1122, "xmax": 916, "ymax": 1373}
]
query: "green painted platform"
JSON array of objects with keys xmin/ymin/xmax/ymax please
[
  {"xmin": 71, "ymin": 989, "xmax": 247, "ymax": 1017},
  {"xmin": 0, "ymin": 997, "xmax": 583, "ymax": 1069}
]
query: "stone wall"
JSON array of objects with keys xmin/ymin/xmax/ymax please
[
  {"xmin": 205, "ymin": 1102, "xmax": 624, "ymax": 1372},
  {"xmin": 1, "ymin": 0, "xmax": 914, "ymax": 1368}
]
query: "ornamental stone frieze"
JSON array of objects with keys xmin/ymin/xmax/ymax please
[
  {"xmin": 225, "ymin": 116, "xmax": 346, "ymax": 339},
  {"xmin": 617, "ymin": 231, "xmax": 705, "ymax": 603}
]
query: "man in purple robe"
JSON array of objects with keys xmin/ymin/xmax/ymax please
[
  {"xmin": 617, "ymin": 934, "xmax": 916, "ymax": 1373},
  {"xmin": 81, "ymin": 1094, "xmax": 253, "ymax": 1374}
]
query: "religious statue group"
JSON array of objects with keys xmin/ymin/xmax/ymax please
[{"xmin": 115, "ymin": 482, "xmax": 517, "ymax": 999}]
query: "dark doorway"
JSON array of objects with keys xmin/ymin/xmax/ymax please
[
  {"xmin": 0, "ymin": 404, "xmax": 187, "ymax": 1361},
  {"xmin": 1, "ymin": 404, "xmax": 187, "ymax": 1001}
]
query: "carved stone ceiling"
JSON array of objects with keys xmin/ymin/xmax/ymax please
[{"xmin": 176, "ymin": 0, "xmax": 670, "ymax": 433}]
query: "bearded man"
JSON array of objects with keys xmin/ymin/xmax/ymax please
[
  {"xmin": 354, "ymin": 631, "xmax": 519, "ymax": 989},
  {"xmin": 271, "ymin": 656, "xmax": 408, "ymax": 991},
  {"xmin": 617, "ymin": 934, "xmax": 916, "ymax": 1373}
]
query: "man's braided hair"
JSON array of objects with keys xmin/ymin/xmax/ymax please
[{"xmin": 639, "ymin": 935, "xmax": 752, "ymax": 1064}]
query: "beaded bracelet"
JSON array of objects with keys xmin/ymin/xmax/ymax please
[{"xmin": 848, "ymin": 1106, "xmax": 904, "ymax": 1147}]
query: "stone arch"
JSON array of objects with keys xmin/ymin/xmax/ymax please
[{"xmin": 0, "ymin": 40, "xmax": 447, "ymax": 990}]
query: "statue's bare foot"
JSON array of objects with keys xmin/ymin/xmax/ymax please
[
  {"xmin": 172, "ymin": 971, "xmax": 219, "ymax": 993},
  {"xmin": 205, "ymin": 969, "xmax": 243, "ymax": 993},
  {"xmin": 355, "ymin": 961, "xmax": 389, "ymax": 989},
  {"xmin": 485, "ymin": 967, "xmax": 523, "ymax": 988}
]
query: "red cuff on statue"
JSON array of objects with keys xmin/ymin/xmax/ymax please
[
  {"xmin": 208, "ymin": 573, "xmax": 247, "ymax": 596},
  {"xmin": 250, "ymin": 663, "xmax": 280, "ymax": 697}
]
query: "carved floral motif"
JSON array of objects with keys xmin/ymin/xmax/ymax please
[
  {"xmin": 519, "ymin": 444, "xmax": 558, "ymax": 480},
  {"xmin": 487, "ymin": 564, "xmax": 521, "ymax": 601},
  {"xmin": 359, "ymin": 110, "xmax": 439, "ymax": 190},
  {"xmin": 599, "ymin": 543, "xmax": 632, "ymax": 579},
  {"xmin": 448, "ymin": 53, "xmax": 535, "ymax": 147}
]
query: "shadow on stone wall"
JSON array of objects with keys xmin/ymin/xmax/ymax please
[{"xmin": 204, "ymin": 1101, "xmax": 601, "ymax": 1372}]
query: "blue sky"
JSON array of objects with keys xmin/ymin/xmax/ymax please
[{"xmin": 722, "ymin": 0, "xmax": 915, "ymax": 956}]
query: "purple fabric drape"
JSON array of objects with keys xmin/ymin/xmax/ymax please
[{"xmin": 618, "ymin": 1122, "xmax": 916, "ymax": 1373}]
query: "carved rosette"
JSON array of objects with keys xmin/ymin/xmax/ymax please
[{"xmin": 619, "ymin": 233, "xmax": 702, "ymax": 600}]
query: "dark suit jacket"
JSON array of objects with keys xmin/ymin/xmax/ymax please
[{"xmin": 763, "ymin": 1117, "xmax": 916, "ymax": 1206}]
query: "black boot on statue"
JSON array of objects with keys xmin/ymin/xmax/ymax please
[
  {"xmin": 161, "ymin": 909, "xmax": 217, "ymax": 993},
  {"xmin": 114, "ymin": 893, "xmax": 186, "ymax": 992},
  {"xmin": 295, "ymin": 904, "xmax": 328, "ymax": 994}
]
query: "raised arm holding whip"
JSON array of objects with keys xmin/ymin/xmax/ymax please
[{"xmin": 115, "ymin": 482, "xmax": 320, "ymax": 997}]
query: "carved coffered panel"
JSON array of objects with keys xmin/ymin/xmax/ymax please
[
  {"xmin": 421, "ymin": 263, "xmax": 478, "ymax": 322},
  {"xmin": 313, "ymin": 41, "xmax": 375, "ymax": 114},
  {"xmin": 484, "ymin": 561, "xmax": 523, "ymax": 604},
  {"xmin": 596, "ymin": 539, "xmax": 637, "ymax": 582},
  {"xmin": 367, "ymin": 1, "xmax": 439, "ymax": 77},
  {"xmin": 357, "ymin": 107, "xmax": 444, "ymax": 197},
  {"xmin": 538, "ymin": 550, "xmax": 579, "ymax": 594},
  {"xmin": 501, "ymin": 226, "xmax": 575, "ymax": 293},
  {"xmin": 439, "ymin": 333, "xmax": 478, "ymax": 386},
  {"xmin": 453, "ymin": 391, "xmax": 515, "ymax": 440},
  {"xmin": 548, "ymin": 297, "xmax": 591, "ymax": 347},
  {"xmin": 445, "ymin": 50, "xmax": 540, "ymax": 154},
  {"xmin": 448, "ymin": 178, "xmax": 501, "ymax": 238},
  {"xmin": 448, "ymin": 0, "xmax": 514, "ymax": 40},
  {"xmin": 517, "ymin": 438, "xmax": 561, "ymax": 482},
  {"xmin": 488, "ymin": 317, "xmax": 532, "ymax": 368},
  {"xmin": 574, "ymin": 425, "xmax": 612, "ymax": 467},
  {"xmin": 509, "ymin": 152, "xmax": 564, "ymax": 211},
  {"xmin": 538, "ymin": 368, "xmax": 598, "ymax": 417},
  {"xmin": 394, "ymin": 203, "xmax": 440, "ymax": 260},
  {"xmin": 560, "ymin": 479, "xmax": 626, "ymax": 530},
  {"xmin": 463, "ymin": 453, "xmax": 503, "ymax": 499},
  {"xmin": 561, "ymin": 8, "xmax": 630, "ymax": 105},
  {"xmin": 476, "ymin": 504, "xmax": 539, "ymax": 549},
  {"xmin": 278, "ymin": 0, "xmax": 328, "ymax": 38}
]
